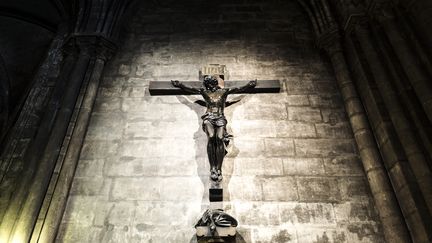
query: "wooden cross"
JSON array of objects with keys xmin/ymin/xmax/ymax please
[
  {"xmin": 149, "ymin": 80, "xmax": 280, "ymax": 95},
  {"xmin": 148, "ymin": 77, "xmax": 280, "ymax": 238}
]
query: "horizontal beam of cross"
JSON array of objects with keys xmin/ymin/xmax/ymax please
[{"xmin": 149, "ymin": 80, "xmax": 280, "ymax": 95}]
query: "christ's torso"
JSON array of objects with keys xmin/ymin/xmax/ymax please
[{"xmin": 202, "ymin": 89, "xmax": 228, "ymax": 115}]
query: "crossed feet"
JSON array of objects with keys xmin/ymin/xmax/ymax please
[{"xmin": 210, "ymin": 167, "xmax": 223, "ymax": 182}]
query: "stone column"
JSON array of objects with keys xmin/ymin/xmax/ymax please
[
  {"xmin": 354, "ymin": 23, "xmax": 432, "ymax": 213},
  {"xmin": 0, "ymin": 54, "xmax": 9, "ymax": 141},
  {"xmin": 0, "ymin": 44, "xmax": 82, "ymax": 243},
  {"xmin": 35, "ymin": 36, "xmax": 115, "ymax": 243},
  {"xmin": 318, "ymin": 30, "xmax": 410, "ymax": 243},
  {"xmin": 346, "ymin": 22, "xmax": 432, "ymax": 242},
  {"xmin": 371, "ymin": 4, "xmax": 432, "ymax": 125},
  {"xmin": 0, "ymin": 37, "xmax": 95, "ymax": 243},
  {"xmin": 393, "ymin": 0, "xmax": 432, "ymax": 51}
]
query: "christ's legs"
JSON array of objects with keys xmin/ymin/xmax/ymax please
[
  {"xmin": 203, "ymin": 121, "xmax": 225, "ymax": 181},
  {"xmin": 215, "ymin": 126, "xmax": 225, "ymax": 172},
  {"xmin": 203, "ymin": 121, "xmax": 217, "ymax": 180}
]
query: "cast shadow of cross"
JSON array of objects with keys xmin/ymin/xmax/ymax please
[{"xmin": 175, "ymin": 94, "xmax": 245, "ymax": 210}]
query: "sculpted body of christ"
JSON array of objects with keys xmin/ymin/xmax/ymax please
[{"xmin": 172, "ymin": 76, "xmax": 256, "ymax": 182}]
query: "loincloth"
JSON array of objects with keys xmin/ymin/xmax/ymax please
[
  {"xmin": 201, "ymin": 112, "xmax": 232, "ymax": 148},
  {"xmin": 201, "ymin": 113, "xmax": 227, "ymax": 128}
]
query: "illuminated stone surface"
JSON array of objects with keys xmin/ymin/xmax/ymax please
[{"xmin": 57, "ymin": 0, "xmax": 383, "ymax": 242}]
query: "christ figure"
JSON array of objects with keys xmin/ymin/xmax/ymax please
[{"xmin": 171, "ymin": 75, "xmax": 256, "ymax": 182}]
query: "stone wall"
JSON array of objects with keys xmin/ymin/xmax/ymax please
[{"xmin": 58, "ymin": 1, "xmax": 384, "ymax": 242}]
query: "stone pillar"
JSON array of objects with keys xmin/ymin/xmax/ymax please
[
  {"xmin": 318, "ymin": 30, "xmax": 410, "ymax": 243},
  {"xmin": 367, "ymin": 3, "xmax": 432, "ymax": 159},
  {"xmin": 35, "ymin": 36, "xmax": 115, "ymax": 243},
  {"xmin": 0, "ymin": 1, "xmax": 137, "ymax": 241},
  {"xmin": 346, "ymin": 22, "xmax": 432, "ymax": 242},
  {"xmin": 0, "ymin": 44, "xmax": 82, "ymax": 243},
  {"xmin": 0, "ymin": 37, "xmax": 95, "ymax": 243},
  {"xmin": 0, "ymin": 55, "xmax": 9, "ymax": 142},
  {"xmin": 371, "ymin": 4, "xmax": 432, "ymax": 125},
  {"xmin": 354, "ymin": 23, "xmax": 432, "ymax": 213},
  {"xmin": 393, "ymin": 0, "xmax": 432, "ymax": 51}
]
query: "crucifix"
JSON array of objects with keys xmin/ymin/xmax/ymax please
[{"xmin": 149, "ymin": 65, "xmax": 280, "ymax": 240}]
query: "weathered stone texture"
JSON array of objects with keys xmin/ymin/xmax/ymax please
[{"xmin": 58, "ymin": 0, "xmax": 383, "ymax": 242}]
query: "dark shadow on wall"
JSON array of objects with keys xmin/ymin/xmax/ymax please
[{"xmin": 176, "ymin": 93, "xmax": 245, "ymax": 208}]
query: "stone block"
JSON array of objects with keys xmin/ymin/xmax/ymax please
[
  {"xmin": 228, "ymin": 176, "xmax": 263, "ymax": 201},
  {"xmin": 321, "ymin": 108, "xmax": 347, "ymax": 125},
  {"xmin": 93, "ymin": 97, "xmax": 122, "ymax": 112},
  {"xmin": 296, "ymin": 227, "xmax": 348, "ymax": 243},
  {"xmin": 252, "ymin": 227, "xmax": 297, "ymax": 243},
  {"xmin": 294, "ymin": 139, "xmax": 356, "ymax": 157},
  {"xmin": 86, "ymin": 113, "xmax": 125, "ymax": 140},
  {"xmin": 119, "ymin": 139, "xmax": 195, "ymax": 159},
  {"xmin": 159, "ymin": 177, "xmax": 204, "ymax": 201},
  {"xmin": 323, "ymin": 155, "xmax": 364, "ymax": 176},
  {"xmin": 309, "ymin": 94, "xmax": 343, "ymax": 108},
  {"xmin": 122, "ymin": 102, "xmax": 198, "ymax": 121},
  {"xmin": 334, "ymin": 201, "xmax": 379, "ymax": 223},
  {"xmin": 279, "ymin": 202, "xmax": 335, "ymax": 225},
  {"xmin": 338, "ymin": 177, "xmax": 371, "ymax": 201},
  {"xmin": 286, "ymin": 81, "xmax": 315, "ymax": 94},
  {"xmin": 75, "ymin": 159, "xmax": 105, "ymax": 177},
  {"xmin": 124, "ymin": 120, "xmax": 198, "ymax": 139},
  {"xmin": 131, "ymin": 225, "xmax": 195, "ymax": 243},
  {"xmin": 120, "ymin": 86, "xmax": 146, "ymax": 97},
  {"xmin": 283, "ymin": 158, "xmax": 325, "ymax": 175},
  {"xmin": 297, "ymin": 177, "xmax": 341, "ymax": 202},
  {"xmin": 231, "ymin": 157, "xmax": 284, "ymax": 176},
  {"xmin": 56, "ymin": 224, "xmax": 101, "ymax": 243},
  {"xmin": 111, "ymin": 178, "xmax": 162, "ymax": 201},
  {"xmin": 288, "ymin": 107, "xmax": 322, "ymax": 122},
  {"xmin": 62, "ymin": 196, "xmax": 98, "ymax": 225},
  {"xmin": 104, "ymin": 156, "xmax": 197, "ymax": 177},
  {"xmin": 80, "ymin": 140, "xmax": 119, "ymax": 160},
  {"xmin": 98, "ymin": 86, "xmax": 122, "ymax": 98},
  {"xmin": 233, "ymin": 202, "xmax": 280, "ymax": 226},
  {"xmin": 275, "ymin": 121, "xmax": 316, "ymax": 138},
  {"xmin": 93, "ymin": 201, "xmax": 135, "ymax": 226},
  {"xmin": 316, "ymin": 122, "xmax": 353, "ymax": 138},
  {"xmin": 111, "ymin": 177, "xmax": 203, "ymax": 202},
  {"xmin": 118, "ymin": 64, "xmax": 131, "ymax": 76},
  {"xmin": 244, "ymin": 93, "xmax": 309, "ymax": 106},
  {"xmin": 125, "ymin": 77, "xmax": 149, "ymax": 86},
  {"xmin": 314, "ymin": 81, "xmax": 339, "ymax": 94},
  {"xmin": 297, "ymin": 223, "xmax": 385, "ymax": 243},
  {"xmin": 264, "ymin": 138, "xmax": 295, "ymax": 157},
  {"xmin": 232, "ymin": 103, "xmax": 288, "ymax": 120},
  {"xmin": 261, "ymin": 177, "xmax": 298, "ymax": 201},
  {"xmin": 134, "ymin": 201, "xmax": 202, "ymax": 226},
  {"xmin": 70, "ymin": 177, "xmax": 111, "ymax": 196},
  {"xmin": 232, "ymin": 138, "xmax": 266, "ymax": 158},
  {"xmin": 230, "ymin": 120, "xmax": 277, "ymax": 138}
]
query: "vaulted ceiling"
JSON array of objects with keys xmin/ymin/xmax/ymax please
[
  {"xmin": 0, "ymin": 0, "xmax": 72, "ymax": 126},
  {"xmin": 0, "ymin": 0, "xmax": 71, "ymax": 32}
]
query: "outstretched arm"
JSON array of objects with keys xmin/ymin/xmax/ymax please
[
  {"xmin": 171, "ymin": 80, "xmax": 201, "ymax": 94},
  {"xmin": 227, "ymin": 80, "xmax": 257, "ymax": 94}
]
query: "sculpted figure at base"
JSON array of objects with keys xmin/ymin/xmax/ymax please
[
  {"xmin": 195, "ymin": 209, "xmax": 238, "ymax": 237},
  {"xmin": 172, "ymin": 75, "xmax": 256, "ymax": 182}
]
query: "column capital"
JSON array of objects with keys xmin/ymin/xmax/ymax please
[
  {"xmin": 64, "ymin": 35, "xmax": 117, "ymax": 61},
  {"xmin": 367, "ymin": 0, "xmax": 396, "ymax": 23},
  {"xmin": 344, "ymin": 13, "xmax": 369, "ymax": 34},
  {"xmin": 316, "ymin": 27, "xmax": 343, "ymax": 56}
]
